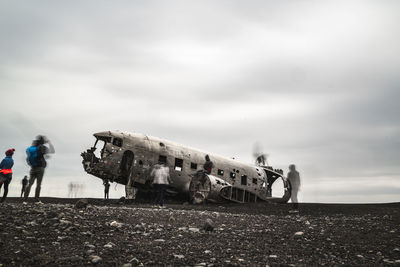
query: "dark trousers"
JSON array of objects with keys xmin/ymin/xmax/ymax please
[
  {"xmin": 21, "ymin": 185, "xmax": 26, "ymax": 197},
  {"xmin": 24, "ymin": 167, "xmax": 45, "ymax": 201},
  {"xmin": 104, "ymin": 190, "xmax": 109, "ymax": 199},
  {"xmin": 291, "ymin": 189, "xmax": 299, "ymax": 209},
  {"xmin": 0, "ymin": 173, "xmax": 12, "ymax": 202},
  {"xmin": 154, "ymin": 184, "xmax": 167, "ymax": 206}
]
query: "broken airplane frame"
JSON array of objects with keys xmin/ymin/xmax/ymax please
[{"xmin": 81, "ymin": 131, "xmax": 291, "ymax": 204}]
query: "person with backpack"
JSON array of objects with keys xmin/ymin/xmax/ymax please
[
  {"xmin": 0, "ymin": 148, "xmax": 15, "ymax": 203},
  {"xmin": 24, "ymin": 135, "xmax": 55, "ymax": 203}
]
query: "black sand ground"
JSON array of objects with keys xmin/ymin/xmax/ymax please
[{"xmin": 0, "ymin": 197, "xmax": 399, "ymax": 266}]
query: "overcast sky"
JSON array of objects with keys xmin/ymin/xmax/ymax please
[{"xmin": 1, "ymin": 1, "xmax": 399, "ymax": 203}]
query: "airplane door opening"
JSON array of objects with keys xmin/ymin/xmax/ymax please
[
  {"xmin": 121, "ymin": 151, "xmax": 134, "ymax": 179},
  {"xmin": 271, "ymin": 178, "xmax": 285, "ymax": 198}
]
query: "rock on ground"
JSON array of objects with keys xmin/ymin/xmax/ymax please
[{"xmin": 0, "ymin": 198, "xmax": 399, "ymax": 266}]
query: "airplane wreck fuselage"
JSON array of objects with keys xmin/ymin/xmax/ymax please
[{"xmin": 81, "ymin": 131, "xmax": 291, "ymax": 203}]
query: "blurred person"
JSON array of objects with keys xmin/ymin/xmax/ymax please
[
  {"xmin": 21, "ymin": 175, "xmax": 28, "ymax": 197},
  {"xmin": 199, "ymin": 154, "xmax": 214, "ymax": 185},
  {"xmin": 288, "ymin": 164, "xmax": 301, "ymax": 211},
  {"xmin": 203, "ymin": 154, "xmax": 214, "ymax": 174},
  {"xmin": 24, "ymin": 135, "xmax": 55, "ymax": 203},
  {"xmin": 151, "ymin": 161, "xmax": 170, "ymax": 208},
  {"xmin": 104, "ymin": 180, "xmax": 110, "ymax": 199},
  {"xmin": 0, "ymin": 149, "xmax": 15, "ymax": 203},
  {"xmin": 68, "ymin": 182, "xmax": 73, "ymax": 198}
]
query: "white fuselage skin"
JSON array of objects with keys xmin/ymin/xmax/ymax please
[{"xmin": 83, "ymin": 131, "xmax": 285, "ymax": 200}]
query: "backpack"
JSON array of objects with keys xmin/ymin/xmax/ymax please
[{"xmin": 26, "ymin": 146, "xmax": 39, "ymax": 167}]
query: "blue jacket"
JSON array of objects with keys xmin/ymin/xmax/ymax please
[{"xmin": 0, "ymin": 156, "xmax": 14, "ymax": 170}]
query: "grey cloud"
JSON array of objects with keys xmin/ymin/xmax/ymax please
[{"xmin": 1, "ymin": 0, "xmax": 399, "ymax": 202}]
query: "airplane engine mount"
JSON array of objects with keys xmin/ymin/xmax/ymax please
[{"xmin": 189, "ymin": 171, "xmax": 231, "ymax": 204}]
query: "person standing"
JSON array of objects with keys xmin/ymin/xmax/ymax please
[
  {"xmin": 0, "ymin": 149, "xmax": 15, "ymax": 203},
  {"xmin": 24, "ymin": 135, "xmax": 55, "ymax": 203},
  {"xmin": 104, "ymin": 180, "xmax": 110, "ymax": 199},
  {"xmin": 287, "ymin": 164, "xmax": 301, "ymax": 210},
  {"xmin": 151, "ymin": 162, "xmax": 170, "ymax": 207},
  {"xmin": 21, "ymin": 175, "xmax": 28, "ymax": 198}
]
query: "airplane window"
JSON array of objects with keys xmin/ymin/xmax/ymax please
[
  {"xmin": 159, "ymin": 155, "xmax": 167, "ymax": 164},
  {"xmin": 252, "ymin": 178, "xmax": 258, "ymax": 184},
  {"xmin": 241, "ymin": 175, "xmax": 247, "ymax": 185},
  {"xmin": 218, "ymin": 169, "xmax": 224, "ymax": 176},
  {"xmin": 190, "ymin": 162, "xmax": 197, "ymax": 170},
  {"xmin": 230, "ymin": 172, "xmax": 236, "ymax": 178},
  {"xmin": 174, "ymin": 158, "xmax": 183, "ymax": 171},
  {"xmin": 112, "ymin": 138, "xmax": 123, "ymax": 147}
]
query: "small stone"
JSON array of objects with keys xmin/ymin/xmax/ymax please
[
  {"xmin": 59, "ymin": 220, "xmax": 72, "ymax": 226},
  {"xmin": 356, "ymin": 255, "xmax": 364, "ymax": 259},
  {"xmin": 134, "ymin": 224, "xmax": 145, "ymax": 232},
  {"xmin": 75, "ymin": 199, "xmax": 88, "ymax": 209},
  {"xmin": 110, "ymin": 221, "xmax": 123, "ymax": 228},
  {"xmin": 91, "ymin": 255, "xmax": 102, "ymax": 264},
  {"xmin": 122, "ymin": 264, "xmax": 133, "ymax": 267},
  {"xmin": 129, "ymin": 257, "xmax": 140, "ymax": 264},
  {"xmin": 204, "ymin": 250, "xmax": 212, "ymax": 254},
  {"xmin": 173, "ymin": 254, "xmax": 185, "ymax": 259},
  {"xmin": 202, "ymin": 219, "xmax": 214, "ymax": 232},
  {"xmin": 85, "ymin": 243, "xmax": 96, "ymax": 249},
  {"xmin": 269, "ymin": 255, "xmax": 278, "ymax": 258},
  {"xmin": 46, "ymin": 211, "xmax": 58, "ymax": 218},
  {"xmin": 189, "ymin": 227, "xmax": 200, "ymax": 233},
  {"xmin": 294, "ymin": 232, "xmax": 304, "ymax": 236},
  {"xmin": 86, "ymin": 250, "xmax": 95, "ymax": 255},
  {"xmin": 27, "ymin": 221, "xmax": 38, "ymax": 227},
  {"xmin": 104, "ymin": 242, "xmax": 115, "ymax": 248},
  {"xmin": 154, "ymin": 239, "xmax": 165, "ymax": 242}
]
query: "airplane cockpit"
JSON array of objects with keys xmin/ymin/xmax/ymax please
[
  {"xmin": 91, "ymin": 132, "xmax": 124, "ymax": 159},
  {"xmin": 81, "ymin": 131, "xmax": 126, "ymax": 182}
]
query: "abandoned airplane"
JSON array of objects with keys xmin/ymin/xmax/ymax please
[{"xmin": 81, "ymin": 131, "xmax": 291, "ymax": 203}]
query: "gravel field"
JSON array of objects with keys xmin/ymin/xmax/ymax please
[{"xmin": 0, "ymin": 198, "xmax": 399, "ymax": 266}]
